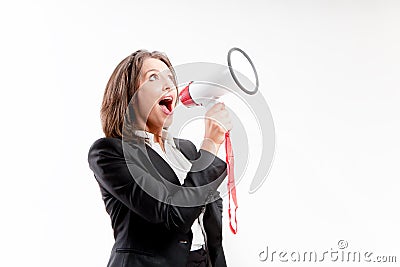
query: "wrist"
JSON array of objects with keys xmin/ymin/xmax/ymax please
[{"xmin": 200, "ymin": 138, "xmax": 221, "ymax": 156}]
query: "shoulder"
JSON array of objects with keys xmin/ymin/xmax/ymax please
[
  {"xmin": 87, "ymin": 137, "xmax": 127, "ymax": 164},
  {"xmin": 89, "ymin": 137, "xmax": 123, "ymax": 153}
]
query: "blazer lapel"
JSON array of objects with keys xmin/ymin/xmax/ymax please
[
  {"xmin": 145, "ymin": 144, "xmax": 182, "ymax": 186},
  {"xmin": 139, "ymin": 138, "xmax": 198, "ymax": 189}
]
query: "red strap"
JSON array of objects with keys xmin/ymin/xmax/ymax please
[{"xmin": 225, "ymin": 131, "xmax": 238, "ymax": 234}]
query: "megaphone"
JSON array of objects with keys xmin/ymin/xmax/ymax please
[
  {"xmin": 179, "ymin": 47, "xmax": 259, "ymax": 109},
  {"xmin": 178, "ymin": 47, "xmax": 259, "ymax": 235}
]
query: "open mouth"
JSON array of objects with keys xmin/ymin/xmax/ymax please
[{"xmin": 158, "ymin": 95, "xmax": 174, "ymax": 115}]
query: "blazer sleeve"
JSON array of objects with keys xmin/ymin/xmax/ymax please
[{"xmin": 88, "ymin": 137, "xmax": 227, "ymax": 234}]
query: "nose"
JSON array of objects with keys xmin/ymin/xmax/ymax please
[
  {"xmin": 161, "ymin": 73, "xmax": 174, "ymax": 91},
  {"xmin": 162, "ymin": 82, "xmax": 170, "ymax": 91}
]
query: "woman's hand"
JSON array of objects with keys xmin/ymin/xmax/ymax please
[{"xmin": 200, "ymin": 102, "xmax": 232, "ymax": 155}]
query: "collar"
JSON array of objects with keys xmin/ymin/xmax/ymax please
[{"xmin": 133, "ymin": 129, "xmax": 176, "ymax": 148}]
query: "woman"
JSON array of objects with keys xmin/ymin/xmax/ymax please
[{"xmin": 88, "ymin": 49, "xmax": 232, "ymax": 267}]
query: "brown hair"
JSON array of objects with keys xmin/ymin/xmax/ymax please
[{"xmin": 100, "ymin": 50, "xmax": 177, "ymax": 138}]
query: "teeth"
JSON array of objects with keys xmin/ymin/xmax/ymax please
[{"xmin": 162, "ymin": 96, "xmax": 172, "ymax": 101}]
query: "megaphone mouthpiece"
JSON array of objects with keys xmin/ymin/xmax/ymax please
[{"xmin": 178, "ymin": 81, "xmax": 198, "ymax": 107}]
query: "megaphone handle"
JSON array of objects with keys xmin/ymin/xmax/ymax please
[{"xmin": 203, "ymin": 97, "xmax": 219, "ymax": 111}]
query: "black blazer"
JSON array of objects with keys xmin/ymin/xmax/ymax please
[{"xmin": 88, "ymin": 136, "xmax": 228, "ymax": 267}]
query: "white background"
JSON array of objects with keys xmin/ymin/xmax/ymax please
[{"xmin": 1, "ymin": 0, "xmax": 399, "ymax": 266}]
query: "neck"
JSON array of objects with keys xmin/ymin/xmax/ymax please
[
  {"xmin": 133, "ymin": 121, "xmax": 165, "ymax": 150},
  {"xmin": 144, "ymin": 125, "xmax": 164, "ymax": 148}
]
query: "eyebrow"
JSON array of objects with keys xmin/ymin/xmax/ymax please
[{"xmin": 143, "ymin": 68, "xmax": 173, "ymax": 77}]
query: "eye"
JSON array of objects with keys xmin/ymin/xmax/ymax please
[
  {"xmin": 149, "ymin": 73, "xmax": 159, "ymax": 81},
  {"xmin": 168, "ymin": 74, "xmax": 175, "ymax": 82}
]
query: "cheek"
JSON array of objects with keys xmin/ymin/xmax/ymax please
[
  {"xmin": 136, "ymin": 88, "xmax": 159, "ymax": 112},
  {"xmin": 135, "ymin": 93, "xmax": 165, "ymax": 126}
]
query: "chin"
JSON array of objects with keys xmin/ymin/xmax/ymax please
[{"xmin": 163, "ymin": 116, "xmax": 173, "ymax": 128}]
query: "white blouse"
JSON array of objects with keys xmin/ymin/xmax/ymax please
[{"xmin": 133, "ymin": 129, "xmax": 206, "ymax": 251}]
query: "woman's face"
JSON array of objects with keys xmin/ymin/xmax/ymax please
[{"xmin": 134, "ymin": 57, "xmax": 178, "ymax": 132}]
